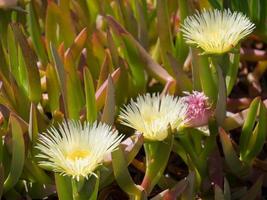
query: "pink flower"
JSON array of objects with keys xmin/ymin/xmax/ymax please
[{"xmin": 182, "ymin": 91, "xmax": 212, "ymax": 127}]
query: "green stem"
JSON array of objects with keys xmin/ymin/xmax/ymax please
[
  {"xmin": 211, "ymin": 55, "xmax": 227, "ymax": 125},
  {"xmin": 141, "ymin": 136, "xmax": 173, "ymax": 194},
  {"xmin": 191, "ymin": 48, "xmax": 202, "ymax": 91},
  {"xmin": 55, "ymin": 174, "xmax": 72, "ymax": 200},
  {"xmin": 178, "ymin": 133, "xmax": 206, "ymax": 176},
  {"xmin": 72, "ymin": 178, "xmax": 85, "ymax": 200},
  {"xmin": 199, "ymin": 55, "xmax": 217, "ymax": 104},
  {"xmin": 72, "ymin": 180, "xmax": 79, "ymax": 200},
  {"xmin": 226, "ymin": 48, "xmax": 240, "ymax": 95}
]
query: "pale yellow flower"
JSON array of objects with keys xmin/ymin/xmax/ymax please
[
  {"xmin": 181, "ymin": 9, "xmax": 255, "ymax": 54},
  {"xmin": 119, "ymin": 93, "xmax": 188, "ymax": 141},
  {"xmin": 36, "ymin": 120, "xmax": 123, "ymax": 181}
]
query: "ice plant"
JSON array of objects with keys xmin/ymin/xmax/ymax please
[
  {"xmin": 182, "ymin": 91, "xmax": 212, "ymax": 127},
  {"xmin": 35, "ymin": 120, "xmax": 123, "ymax": 181},
  {"xmin": 181, "ymin": 9, "xmax": 255, "ymax": 54},
  {"xmin": 119, "ymin": 93, "xmax": 188, "ymax": 141}
]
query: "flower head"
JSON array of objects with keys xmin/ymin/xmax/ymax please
[
  {"xmin": 181, "ymin": 9, "xmax": 255, "ymax": 54},
  {"xmin": 182, "ymin": 91, "xmax": 212, "ymax": 127},
  {"xmin": 35, "ymin": 120, "xmax": 123, "ymax": 181},
  {"xmin": 119, "ymin": 93, "xmax": 188, "ymax": 141}
]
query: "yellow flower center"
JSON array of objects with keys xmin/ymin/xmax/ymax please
[
  {"xmin": 66, "ymin": 149, "xmax": 90, "ymax": 160},
  {"xmin": 142, "ymin": 111, "xmax": 162, "ymax": 124}
]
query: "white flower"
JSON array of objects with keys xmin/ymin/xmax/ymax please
[
  {"xmin": 35, "ymin": 120, "xmax": 123, "ymax": 181},
  {"xmin": 119, "ymin": 93, "xmax": 188, "ymax": 141},
  {"xmin": 181, "ymin": 9, "xmax": 255, "ymax": 54}
]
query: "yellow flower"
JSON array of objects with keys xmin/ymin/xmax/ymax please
[
  {"xmin": 181, "ymin": 9, "xmax": 255, "ymax": 54},
  {"xmin": 35, "ymin": 120, "xmax": 123, "ymax": 181},
  {"xmin": 119, "ymin": 93, "xmax": 188, "ymax": 141}
]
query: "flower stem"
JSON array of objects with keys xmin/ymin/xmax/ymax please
[
  {"xmin": 211, "ymin": 55, "xmax": 227, "ymax": 125},
  {"xmin": 141, "ymin": 136, "xmax": 173, "ymax": 194},
  {"xmin": 72, "ymin": 178, "xmax": 85, "ymax": 200},
  {"xmin": 55, "ymin": 174, "xmax": 72, "ymax": 200}
]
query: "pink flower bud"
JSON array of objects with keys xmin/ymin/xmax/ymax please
[
  {"xmin": 183, "ymin": 91, "xmax": 212, "ymax": 127},
  {"xmin": 0, "ymin": 0, "xmax": 17, "ymax": 9}
]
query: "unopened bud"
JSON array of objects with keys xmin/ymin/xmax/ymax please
[{"xmin": 183, "ymin": 91, "xmax": 212, "ymax": 127}]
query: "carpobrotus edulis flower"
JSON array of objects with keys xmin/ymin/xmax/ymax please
[
  {"xmin": 35, "ymin": 120, "xmax": 123, "ymax": 181},
  {"xmin": 181, "ymin": 9, "xmax": 255, "ymax": 54},
  {"xmin": 182, "ymin": 91, "xmax": 212, "ymax": 127},
  {"xmin": 119, "ymin": 93, "xmax": 188, "ymax": 141}
]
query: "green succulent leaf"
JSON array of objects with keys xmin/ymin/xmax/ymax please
[
  {"xmin": 11, "ymin": 23, "xmax": 41, "ymax": 103},
  {"xmin": 24, "ymin": 159, "xmax": 52, "ymax": 185},
  {"xmin": 26, "ymin": 2, "xmax": 48, "ymax": 65},
  {"xmin": 83, "ymin": 67, "xmax": 97, "ymax": 123},
  {"xmin": 112, "ymin": 146, "xmax": 145, "ymax": 198},
  {"xmin": 96, "ymin": 53, "xmax": 113, "ymax": 90},
  {"xmin": 244, "ymin": 101, "xmax": 267, "ymax": 162},
  {"xmin": 142, "ymin": 134, "xmax": 173, "ymax": 194},
  {"xmin": 215, "ymin": 65, "xmax": 227, "ymax": 125},
  {"xmin": 219, "ymin": 127, "xmax": 248, "ymax": 177},
  {"xmin": 239, "ymin": 97, "xmax": 260, "ymax": 160},
  {"xmin": 3, "ymin": 115, "xmax": 25, "ymax": 193},
  {"xmin": 101, "ymin": 75, "xmax": 115, "ymax": 125},
  {"xmin": 107, "ymin": 15, "xmax": 176, "ymax": 94},
  {"xmin": 50, "ymin": 44, "xmax": 67, "ymax": 114},
  {"xmin": 225, "ymin": 51, "xmax": 240, "ymax": 95},
  {"xmin": 208, "ymin": 0, "xmax": 222, "ymax": 9},
  {"xmin": 46, "ymin": 63, "xmax": 61, "ymax": 113},
  {"xmin": 28, "ymin": 103, "xmax": 38, "ymax": 144},
  {"xmin": 156, "ymin": 0, "xmax": 174, "ymax": 74},
  {"xmin": 95, "ymin": 68, "xmax": 121, "ymax": 111}
]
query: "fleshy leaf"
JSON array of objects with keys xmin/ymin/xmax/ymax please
[
  {"xmin": 101, "ymin": 75, "xmax": 115, "ymax": 125},
  {"xmin": 10, "ymin": 23, "xmax": 41, "ymax": 103},
  {"xmin": 226, "ymin": 52, "xmax": 240, "ymax": 95},
  {"xmin": 95, "ymin": 68, "xmax": 121, "ymax": 111},
  {"xmin": 150, "ymin": 178, "xmax": 188, "ymax": 200},
  {"xmin": 141, "ymin": 134, "xmax": 173, "ymax": 194},
  {"xmin": 156, "ymin": 0, "xmax": 174, "ymax": 74},
  {"xmin": 112, "ymin": 146, "xmax": 145, "ymax": 199},
  {"xmin": 83, "ymin": 67, "xmax": 97, "ymax": 123},
  {"xmin": 244, "ymin": 101, "xmax": 267, "ymax": 162},
  {"xmin": 215, "ymin": 66, "xmax": 227, "ymax": 125},
  {"xmin": 28, "ymin": 103, "xmax": 38, "ymax": 144},
  {"xmin": 3, "ymin": 115, "xmax": 25, "ymax": 192},
  {"xmin": 46, "ymin": 63, "xmax": 61, "ymax": 113},
  {"xmin": 26, "ymin": 2, "xmax": 48, "ymax": 65},
  {"xmin": 219, "ymin": 128, "xmax": 248, "ymax": 177},
  {"xmin": 106, "ymin": 15, "xmax": 176, "ymax": 94},
  {"xmin": 239, "ymin": 97, "xmax": 260, "ymax": 160},
  {"xmin": 55, "ymin": 174, "xmax": 73, "ymax": 200}
]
